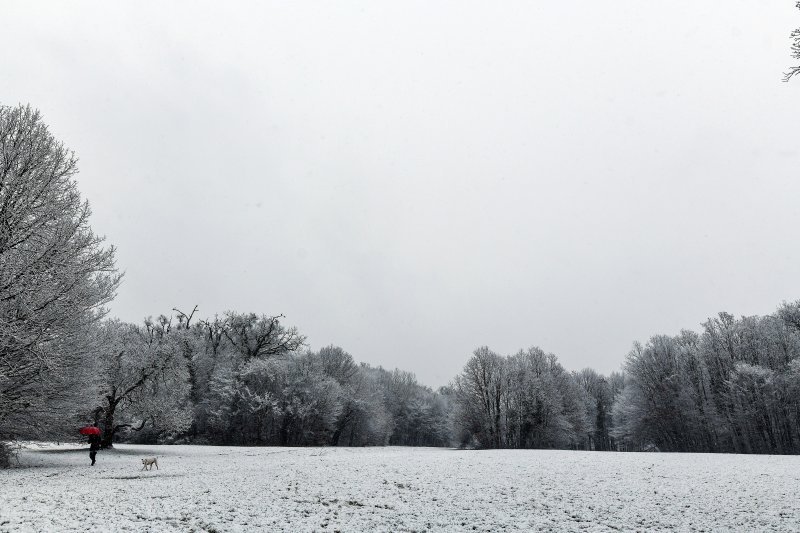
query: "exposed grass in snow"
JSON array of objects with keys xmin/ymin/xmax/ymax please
[{"xmin": 1, "ymin": 444, "xmax": 799, "ymax": 532}]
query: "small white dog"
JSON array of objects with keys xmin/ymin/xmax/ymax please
[{"xmin": 140, "ymin": 457, "xmax": 158, "ymax": 470}]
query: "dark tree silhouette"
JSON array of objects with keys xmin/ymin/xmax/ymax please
[{"xmin": 786, "ymin": 2, "xmax": 800, "ymax": 82}]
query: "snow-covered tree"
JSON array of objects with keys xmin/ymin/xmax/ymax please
[
  {"xmin": 611, "ymin": 307, "xmax": 800, "ymax": 453},
  {"xmin": 317, "ymin": 345, "xmax": 376, "ymax": 446},
  {"xmin": 222, "ymin": 312, "xmax": 305, "ymax": 360},
  {"xmin": 168, "ymin": 311, "xmax": 309, "ymax": 444},
  {"xmin": 375, "ymin": 367, "xmax": 449, "ymax": 447},
  {"xmin": 453, "ymin": 347, "xmax": 507, "ymax": 448},
  {"xmin": 453, "ymin": 346, "xmax": 598, "ymax": 450},
  {"xmin": 786, "ymin": 2, "xmax": 800, "ymax": 82},
  {"xmin": 574, "ymin": 368, "xmax": 619, "ymax": 450},
  {"xmin": 93, "ymin": 317, "xmax": 191, "ymax": 447},
  {"xmin": 0, "ymin": 104, "xmax": 120, "ymax": 451}
]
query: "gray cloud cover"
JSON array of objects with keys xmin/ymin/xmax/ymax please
[{"xmin": 2, "ymin": 1, "xmax": 798, "ymax": 386}]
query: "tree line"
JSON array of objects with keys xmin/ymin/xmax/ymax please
[
  {"xmin": 452, "ymin": 307, "xmax": 800, "ymax": 454},
  {"xmin": 4, "ymin": 103, "xmax": 800, "ymax": 465},
  {"xmin": 87, "ymin": 310, "xmax": 450, "ymax": 449}
]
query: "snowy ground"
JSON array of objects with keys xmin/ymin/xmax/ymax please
[{"xmin": 1, "ymin": 444, "xmax": 799, "ymax": 532}]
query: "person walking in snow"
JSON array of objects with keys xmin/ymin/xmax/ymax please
[{"xmin": 88, "ymin": 433, "xmax": 101, "ymax": 466}]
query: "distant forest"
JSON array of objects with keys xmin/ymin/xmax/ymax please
[{"xmin": 4, "ymin": 103, "xmax": 800, "ymax": 466}]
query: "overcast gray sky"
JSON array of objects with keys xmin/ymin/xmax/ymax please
[{"xmin": 2, "ymin": 1, "xmax": 799, "ymax": 386}]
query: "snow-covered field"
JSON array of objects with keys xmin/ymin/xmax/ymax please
[{"xmin": 1, "ymin": 444, "xmax": 798, "ymax": 532}]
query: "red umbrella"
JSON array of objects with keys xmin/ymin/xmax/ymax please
[{"xmin": 79, "ymin": 426, "xmax": 101, "ymax": 436}]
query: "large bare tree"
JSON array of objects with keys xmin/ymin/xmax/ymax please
[{"xmin": 0, "ymin": 104, "xmax": 121, "ymax": 452}]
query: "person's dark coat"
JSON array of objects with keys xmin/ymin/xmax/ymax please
[{"xmin": 88, "ymin": 434, "xmax": 101, "ymax": 465}]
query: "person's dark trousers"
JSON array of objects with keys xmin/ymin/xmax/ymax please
[{"xmin": 90, "ymin": 451, "xmax": 97, "ymax": 466}]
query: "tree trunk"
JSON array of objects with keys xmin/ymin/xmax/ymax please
[{"xmin": 100, "ymin": 397, "xmax": 120, "ymax": 448}]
